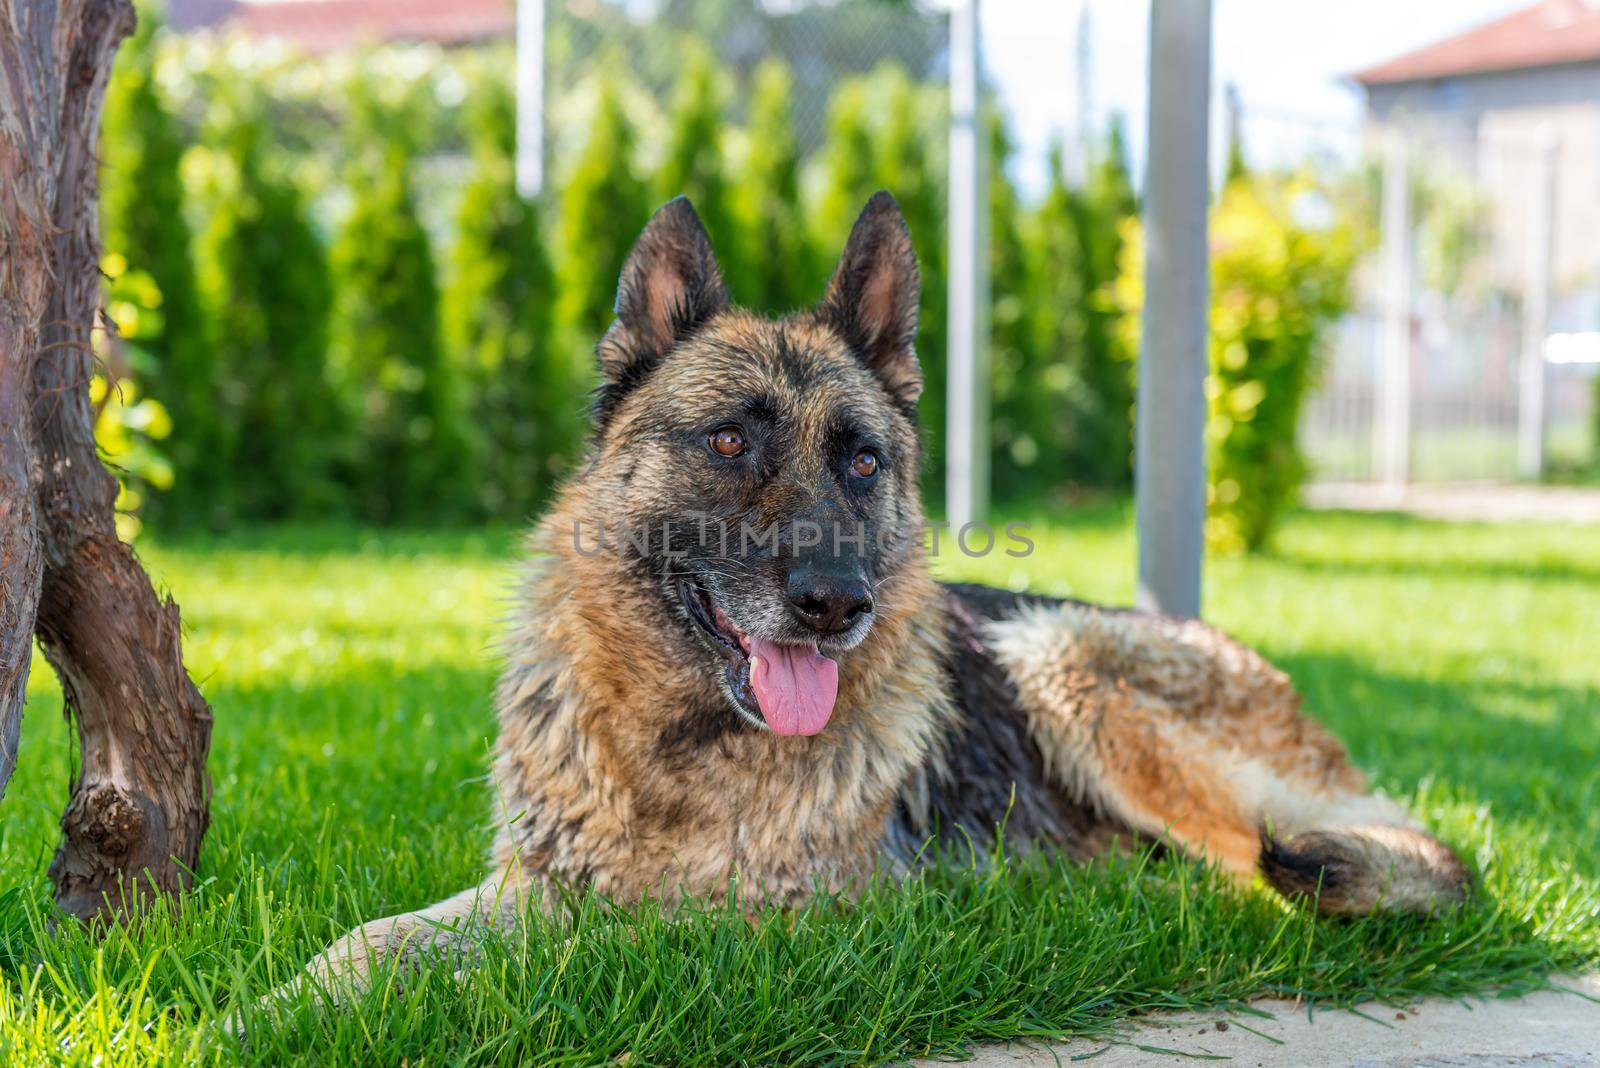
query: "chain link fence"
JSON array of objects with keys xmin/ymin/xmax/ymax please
[{"xmin": 541, "ymin": 0, "xmax": 949, "ymax": 169}]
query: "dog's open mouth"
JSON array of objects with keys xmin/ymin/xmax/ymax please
[{"xmin": 677, "ymin": 578, "xmax": 838, "ymax": 736}]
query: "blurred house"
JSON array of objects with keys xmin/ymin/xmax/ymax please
[
  {"xmin": 165, "ymin": 0, "xmax": 514, "ymax": 52},
  {"xmin": 1298, "ymin": 1, "xmax": 1600, "ymax": 485},
  {"xmin": 1353, "ymin": 0, "xmax": 1600, "ymax": 301}
]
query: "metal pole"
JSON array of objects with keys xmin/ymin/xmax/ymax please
[
  {"xmin": 1073, "ymin": 1, "xmax": 1092, "ymax": 187},
  {"xmin": 1376, "ymin": 131, "xmax": 1412, "ymax": 487},
  {"xmin": 1135, "ymin": 0, "xmax": 1211, "ymax": 620},
  {"xmin": 515, "ymin": 0, "xmax": 545, "ymax": 199},
  {"xmin": 1518, "ymin": 129, "xmax": 1556, "ymax": 480},
  {"xmin": 946, "ymin": 0, "xmax": 989, "ymax": 530}
]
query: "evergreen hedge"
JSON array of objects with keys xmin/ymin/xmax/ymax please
[
  {"xmin": 330, "ymin": 81, "xmax": 471, "ymax": 523},
  {"xmin": 556, "ymin": 78, "xmax": 652, "ymax": 347},
  {"xmin": 98, "ymin": 27, "xmax": 1356, "ymax": 539},
  {"xmin": 195, "ymin": 90, "xmax": 340, "ymax": 523},
  {"xmin": 444, "ymin": 76, "xmax": 570, "ymax": 519},
  {"xmin": 735, "ymin": 60, "xmax": 811, "ymax": 313}
]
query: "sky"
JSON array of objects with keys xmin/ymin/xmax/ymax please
[{"xmin": 976, "ymin": 0, "xmax": 1533, "ymax": 192}]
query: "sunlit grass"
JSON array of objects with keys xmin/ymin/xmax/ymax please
[{"xmin": 1, "ymin": 507, "xmax": 1596, "ymax": 1065}]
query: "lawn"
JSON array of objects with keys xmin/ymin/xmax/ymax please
[{"xmin": 1, "ymin": 506, "xmax": 1597, "ymax": 1065}]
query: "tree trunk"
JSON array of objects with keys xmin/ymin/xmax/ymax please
[
  {"xmin": 1, "ymin": 0, "xmax": 214, "ymax": 922},
  {"xmin": 1, "ymin": 0, "xmax": 79, "ymax": 802},
  {"xmin": 0, "ymin": 202, "xmax": 44, "ymax": 802}
]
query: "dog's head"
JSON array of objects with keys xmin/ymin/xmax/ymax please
[{"xmin": 566, "ymin": 192, "xmax": 927, "ymax": 739}]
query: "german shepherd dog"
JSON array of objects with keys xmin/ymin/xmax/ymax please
[{"xmin": 278, "ymin": 193, "xmax": 1470, "ymax": 1007}]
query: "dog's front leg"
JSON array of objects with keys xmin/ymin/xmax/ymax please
[{"xmin": 225, "ymin": 871, "xmax": 539, "ymax": 1040}]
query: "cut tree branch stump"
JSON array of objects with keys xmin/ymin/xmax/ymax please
[{"xmin": 0, "ymin": 0, "xmax": 214, "ymax": 922}]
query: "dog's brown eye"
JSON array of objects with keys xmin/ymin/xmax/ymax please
[
  {"xmin": 709, "ymin": 426, "xmax": 746, "ymax": 458},
  {"xmin": 851, "ymin": 449, "xmax": 879, "ymax": 478}
]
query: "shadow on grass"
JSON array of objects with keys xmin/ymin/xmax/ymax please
[
  {"xmin": 1272, "ymin": 647, "xmax": 1599, "ymax": 829},
  {"xmin": 1267, "ymin": 544, "xmax": 1600, "ymax": 586},
  {"xmin": 141, "ymin": 522, "xmax": 526, "ymax": 559},
  {"xmin": 1264, "ymin": 509, "xmax": 1600, "ymax": 585}
]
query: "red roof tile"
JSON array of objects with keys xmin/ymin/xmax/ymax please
[
  {"xmin": 1352, "ymin": 0, "xmax": 1600, "ymax": 85},
  {"xmin": 232, "ymin": 0, "xmax": 513, "ymax": 53}
]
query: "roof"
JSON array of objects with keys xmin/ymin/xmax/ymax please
[
  {"xmin": 1352, "ymin": 0, "xmax": 1600, "ymax": 86},
  {"xmin": 227, "ymin": 0, "xmax": 514, "ymax": 53}
]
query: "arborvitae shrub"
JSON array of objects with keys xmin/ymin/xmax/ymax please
[
  {"xmin": 735, "ymin": 59, "xmax": 811, "ymax": 314},
  {"xmin": 1074, "ymin": 118, "xmax": 1139, "ymax": 489},
  {"xmin": 814, "ymin": 79, "xmax": 878, "ymax": 254},
  {"xmin": 656, "ymin": 45, "xmax": 739, "ymax": 284},
  {"xmin": 987, "ymin": 111, "xmax": 1052, "ymax": 502},
  {"xmin": 95, "ymin": 41, "xmax": 1367, "ymax": 529},
  {"xmin": 330, "ymin": 80, "xmax": 468, "ymax": 523},
  {"xmin": 557, "ymin": 78, "xmax": 652, "ymax": 347},
  {"xmin": 101, "ymin": 1, "xmax": 215, "ymax": 527},
  {"xmin": 195, "ymin": 92, "xmax": 340, "ymax": 522},
  {"xmin": 444, "ymin": 73, "xmax": 570, "ymax": 520},
  {"xmin": 1021, "ymin": 131, "xmax": 1138, "ymax": 495}
]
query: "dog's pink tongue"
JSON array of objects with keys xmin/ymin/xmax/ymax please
[{"xmin": 748, "ymin": 637, "xmax": 838, "ymax": 736}]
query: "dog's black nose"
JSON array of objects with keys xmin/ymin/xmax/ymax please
[{"xmin": 786, "ymin": 570, "xmax": 873, "ymax": 635}]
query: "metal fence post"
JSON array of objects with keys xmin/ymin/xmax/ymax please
[
  {"xmin": 1074, "ymin": 1, "xmax": 1092, "ymax": 187},
  {"xmin": 1376, "ymin": 130, "xmax": 1412, "ymax": 487},
  {"xmin": 1135, "ymin": 0, "xmax": 1211, "ymax": 620},
  {"xmin": 515, "ymin": 0, "xmax": 545, "ymax": 199},
  {"xmin": 946, "ymin": 0, "xmax": 989, "ymax": 530},
  {"xmin": 1518, "ymin": 129, "xmax": 1556, "ymax": 480}
]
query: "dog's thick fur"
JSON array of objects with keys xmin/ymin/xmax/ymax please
[{"xmin": 283, "ymin": 193, "xmax": 1471, "ymax": 1006}]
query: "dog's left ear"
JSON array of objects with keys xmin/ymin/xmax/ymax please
[
  {"xmin": 598, "ymin": 196, "xmax": 730, "ymax": 385},
  {"xmin": 820, "ymin": 190, "xmax": 922, "ymax": 408}
]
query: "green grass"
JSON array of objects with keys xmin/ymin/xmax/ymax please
[{"xmin": 1, "ymin": 507, "xmax": 1597, "ymax": 1065}]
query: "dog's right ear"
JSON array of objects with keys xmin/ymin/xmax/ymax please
[
  {"xmin": 597, "ymin": 196, "xmax": 729, "ymax": 388},
  {"xmin": 819, "ymin": 191, "xmax": 922, "ymax": 412}
]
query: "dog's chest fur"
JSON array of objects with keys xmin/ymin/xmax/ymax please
[{"xmin": 488, "ymin": 542, "xmax": 957, "ymax": 907}]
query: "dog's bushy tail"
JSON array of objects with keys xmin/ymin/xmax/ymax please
[{"xmin": 1258, "ymin": 825, "xmax": 1473, "ymax": 915}]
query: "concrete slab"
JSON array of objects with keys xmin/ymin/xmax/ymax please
[
  {"xmin": 919, "ymin": 974, "xmax": 1600, "ymax": 1067},
  {"xmin": 1303, "ymin": 482, "xmax": 1600, "ymax": 524}
]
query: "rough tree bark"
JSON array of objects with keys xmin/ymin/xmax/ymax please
[
  {"xmin": 0, "ymin": 318, "xmax": 42, "ymax": 800},
  {"xmin": 0, "ymin": 0, "xmax": 74, "ymax": 802},
  {"xmin": 1, "ymin": 0, "xmax": 214, "ymax": 922}
]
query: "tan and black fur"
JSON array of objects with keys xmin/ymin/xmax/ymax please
[{"xmin": 277, "ymin": 192, "xmax": 1471, "ymax": 1009}]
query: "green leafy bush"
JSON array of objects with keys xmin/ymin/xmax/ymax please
[
  {"xmin": 1203, "ymin": 178, "xmax": 1356, "ymax": 551},
  {"xmin": 1062, "ymin": 123, "xmax": 1139, "ymax": 489},
  {"xmin": 97, "ymin": 256, "xmax": 175, "ymax": 540},
  {"xmin": 1117, "ymin": 174, "xmax": 1357, "ymax": 552},
  {"xmin": 992, "ymin": 122, "xmax": 1137, "ymax": 500},
  {"xmin": 101, "ymin": 0, "xmax": 213, "ymax": 526}
]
